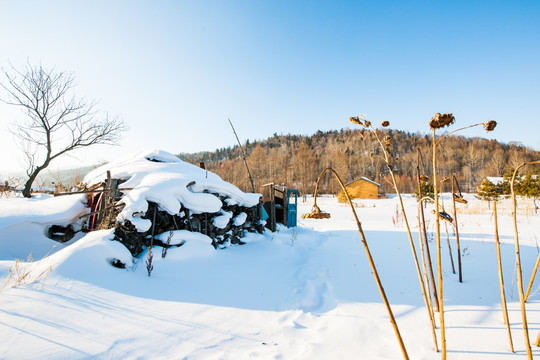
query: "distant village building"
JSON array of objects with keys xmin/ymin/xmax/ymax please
[
  {"xmin": 338, "ymin": 177, "xmax": 380, "ymax": 201},
  {"xmin": 485, "ymin": 176, "xmax": 504, "ymax": 186}
]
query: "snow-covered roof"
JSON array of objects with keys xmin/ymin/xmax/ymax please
[
  {"xmin": 83, "ymin": 149, "xmax": 261, "ymax": 232},
  {"xmin": 345, "ymin": 177, "xmax": 380, "ymax": 187},
  {"xmin": 486, "ymin": 176, "xmax": 504, "ymax": 185}
]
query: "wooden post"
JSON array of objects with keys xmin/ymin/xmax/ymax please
[
  {"xmin": 96, "ymin": 171, "xmax": 112, "ymax": 229},
  {"xmin": 106, "ymin": 178, "xmax": 119, "ymax": 228},
  {"xmin": 270, "ymin": 185, "xmax": 276, "ymax": 232},
  {"xmin": 282, "ymin": 186, "xmax": 289, "ymax": 227}
]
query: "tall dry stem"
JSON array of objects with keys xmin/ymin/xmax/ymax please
[
  {"xmin": 417, "ymin": 198, "xmax": 440, "ymax": 351},
  {"xmin": 429, "ymin": 115, "xmax": 496, "ymax": 360},
  {"xmin": 307, "ymin": 167, "xmax": 410, "ymax": 359},
  {"xmin": 443, "ymin": 221, "xmax": 456, "ymax": 274},
  {"xmin": 525, "ymin": 251, "xmax": 540, "ymax": 302},
  {"xmin": 511, "ymin": 161, "xmax": 540, "ymax": 358},
  {"xmin": 432, "ymin": 128, "xmax": 446, "ymax": 359},
  {"xmin": 352, "ymin": 117, "xmax": 438, "ymax": 351},
  {"xmin": 416, "ymin": 150, "xmax": 439, "ymax": 312},
  {"xmin": 493, "ymin": 201, "xmax": 514, "ymax": 352},
  {"xmin": 451, "ymin": 176, "xmax": 463, "ymax": 282},
  {"xmin": 439, "ymin": 181, "xmax": 456, "ymax": 275}
]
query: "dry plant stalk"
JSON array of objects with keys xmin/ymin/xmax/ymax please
[
  {"xmin": 432, "ymin": 127, "xmax": 447, "ymax": 359},
  {"xmin": 302, "ymin": 170, "xmax": 332, "ymax": 219},
  {"xmin": 417, "ymin": 198, "xmax": 440, "ymax": 351},
  {"xmin": 525, "ymin": 250, "xmax": 540, "ymax": 302},
  {"xmin": 439, "ymin": 179, "xmax": 456, "ymax": 275},
  {"xmin": 304, "ymin": 167, "xmax": 409, "ymax": 359},
  {"xmin": 430, "ymin": 115, "xmax": 497, "ymax": 360},
  {"xmin": 511, "ymin": 161, "xmax": 540, "ymax": 357},
  {"xmin": 493, "ymin": 201, "xmax": 514, "ymax": 352},
  {"xmin": 451, "ymin": 175, "xmax": 463, "ymax": 282},
  {"xmin": 350, "ymin": 116, "xmax": 438, "ymax": 351},
  {"xmin": 443, "ymin": 220, "xmax": 456, "ymax": 274},
  {"xmin": 416, "ymin": 149, "xmax": 439, "ymax": 313},
  {"xmin": 2, "ymin": 253, "xmax": 53, "ymax": 290}
]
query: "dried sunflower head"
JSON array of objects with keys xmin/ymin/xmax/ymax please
[
  {"xmin": 439, "ymin": 211, "xmax": 453, "ymax": 223},
  {"xmin": 484, "ymin": 120, "xmax": 497, "ymax": 132},
  {"xmin": 364, "ymin": 120, "xmax": 371, "ymax": 128},
  {"xmin": 429, "ymin": 112, "xmax": 455, "ymax": 130},
  {"xmin": 384, "ymin": 135, "xmax": 392, "ymax": 149},
  {"xmin": 441, "ymin": 177, "xmax": 450, "ymax": 183},
  {"xmin": 381, "ymin": 120, "xmax": 390, "ymax": 127},
  {"xmin": 419, "ymin": 175, "xmax": 430, "ymax": 182},
  {"xmin": 453, "ymin": 193, "xmax": 468, "ymax": 204},
  {"xmin": 349, "ymin": 116, "xmax": 363, "ymax": 126}
]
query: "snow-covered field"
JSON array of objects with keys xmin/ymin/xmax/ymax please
[{"xmin": 2, "ymin": 189, "xmax": 540, "ymax": 359}]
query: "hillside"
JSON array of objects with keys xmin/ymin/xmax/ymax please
[
  {"xmin": 3, "ymin": 129, "xmax": 537, "ymax": 197},
  {"xmin": 179, "ymin": 128, "xmax": 540, "ymax": 195}
]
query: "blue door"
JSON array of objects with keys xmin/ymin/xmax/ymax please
[{"xmin": 287, "ymin": 189, "xmax": 298, "ymax": 227}]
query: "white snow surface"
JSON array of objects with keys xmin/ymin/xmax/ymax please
[
  {"xmin": 213, "ymin": 210, "xmax": 233, "ymax": 229},
  {"xmin": 0, "ymin": 193, "xmax": 88, "ymax": 260},
  {"xmin": 233, "ymin": 212, "xmax": 248, "ymax": 226},
  {"xmin": 2, "ymin": 192, "xmax": 540, "ymax": 359},
  {"xmin": 83, "ymin": 149, "xmax": 261, "ymax": 231},
  {"xmin": 0, "ymin": 193, "xmax": 87, "ymax": 231}
]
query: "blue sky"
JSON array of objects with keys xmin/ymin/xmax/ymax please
[{"xmin": 1, "ymin": 0, "xmax": 539, "ymax": 172}]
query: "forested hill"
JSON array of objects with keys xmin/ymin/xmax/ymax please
[{"xmin": 179, "ymin": 128, "xmax": 540, "ymax": 195}]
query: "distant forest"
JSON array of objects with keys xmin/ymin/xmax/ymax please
[{"xmin": 179, "ymin": 129, "xmax": 540, "ymax": 195}]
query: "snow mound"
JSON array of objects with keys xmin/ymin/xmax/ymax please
[
  {"xmin": 0, "ymin": 193, "xmax": 89, "ymax": 260},
  {"xmin": 0, "ymin": 193, "xmax": 87, "ymax": 231},
  {"xmin": 50, "ymin": 229, "xmax": 134, "ymax": 280},
  {"xmin": 83, "ymin": 149, "xmax": 261, "ymax": 232}
]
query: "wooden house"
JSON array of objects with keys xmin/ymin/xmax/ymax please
[{"xmin": 338, "ymin": 177, "xmax": 380, "ymax": 201}]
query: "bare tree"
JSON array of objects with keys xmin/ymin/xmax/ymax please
[{"xmin": 0, "ymin": 63, "xmax": 126, "ymax": 197}]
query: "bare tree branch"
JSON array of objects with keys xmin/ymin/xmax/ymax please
[{"xmin": 0, "ymin": 63, "xmax": 127, "ymax": 197}]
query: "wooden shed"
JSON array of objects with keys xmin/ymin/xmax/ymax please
[{"xmin": 338, "ymin": 177, "xmax": 380, "ymax": 201}]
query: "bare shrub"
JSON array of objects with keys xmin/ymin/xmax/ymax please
[{"xmin": 2, "ymin": 253, "xmax": 53, "ymax": 291}]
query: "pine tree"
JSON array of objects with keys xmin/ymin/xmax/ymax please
[
  {"xmin": 413, "ymin": 181, "xmax": 434, "ymax": 202},
  {"xmin": 476, "ymin": 178, "xmax": 501, "ymax": 202},
  {"xmin": 518, "ymin": 171, "xmax": 540, "ymax": 212}
]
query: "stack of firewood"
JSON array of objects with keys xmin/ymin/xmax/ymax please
[{"xmin": 114, "ymin": 196, "xmax": 264, "ymax": 257}]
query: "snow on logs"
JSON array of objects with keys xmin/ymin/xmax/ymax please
[{"xmin": 83, "ymin": 150, "xmax": 264, "ymax": 256}]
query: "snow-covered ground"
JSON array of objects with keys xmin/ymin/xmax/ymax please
[{"xmin": 2, "ymin": 190, "xmax": 540, "ymax": 359}]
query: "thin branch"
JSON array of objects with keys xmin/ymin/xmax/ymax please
[{"xmin": 1, "ymin": 62, "xmax": 126, "ymax": 198}]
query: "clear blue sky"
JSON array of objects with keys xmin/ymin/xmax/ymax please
[{"xmin": 1, "ymin": 0, "xmax": 539, "ymax": 172}]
